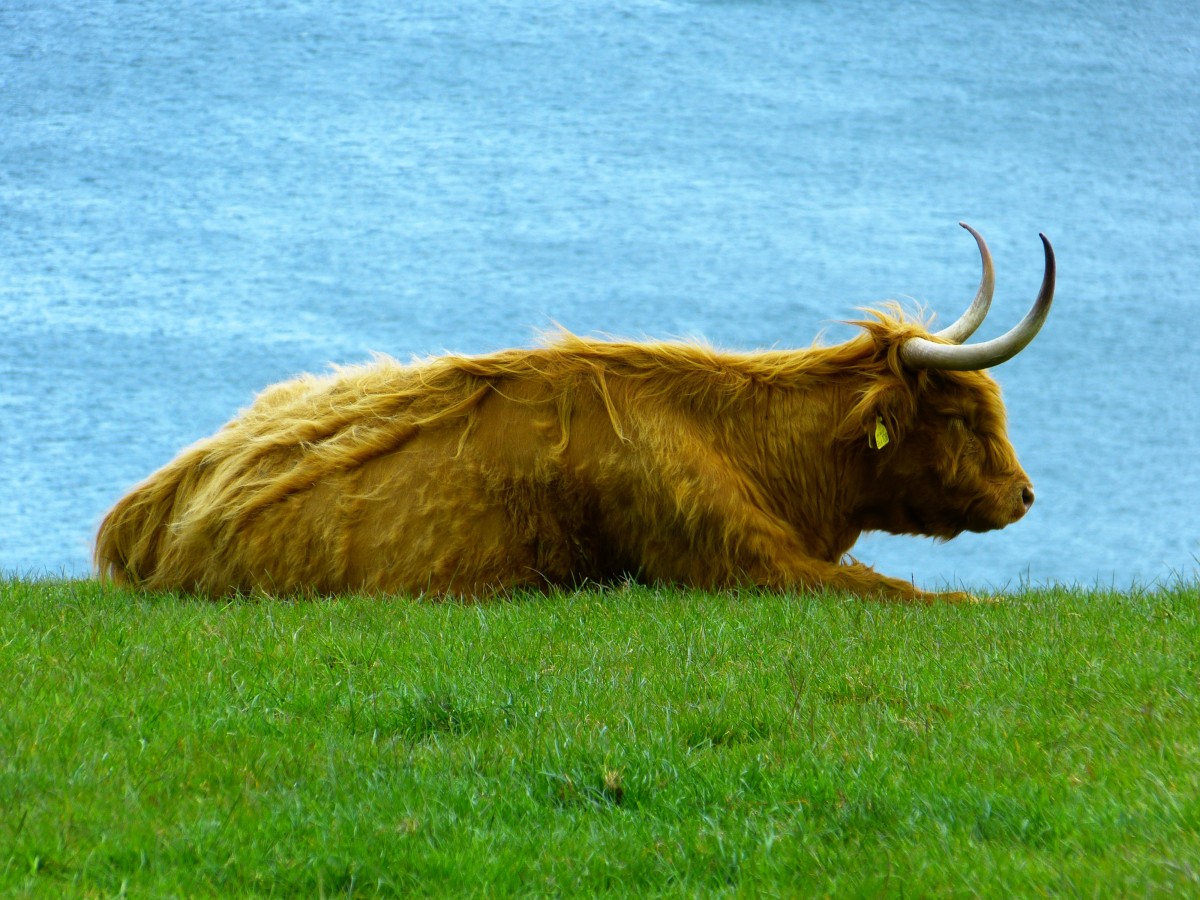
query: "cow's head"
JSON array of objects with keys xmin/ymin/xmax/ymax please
[{"xmin": 847, "ymin": 224, "xmax": 1055, "ymax": 540}]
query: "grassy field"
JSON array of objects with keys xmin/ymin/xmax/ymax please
[{"xmin": 2, "ymin": 577, "xmax": 1198, "ymax": 897}]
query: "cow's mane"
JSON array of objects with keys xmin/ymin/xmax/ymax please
[
  {"xmin": 444, "ymin": 304, "xmax": 938, "ymax": 407},
  {"xmin": 162, "ymin": 306, "xmax": 947, "ymax": 533}
]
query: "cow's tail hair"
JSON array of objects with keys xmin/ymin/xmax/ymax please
[{"xmin": 94, "ymin": 455, "xmax": 199, "ymax": 590}]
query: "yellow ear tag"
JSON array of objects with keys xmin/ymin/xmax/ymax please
[{"xmin": 872, "ymin": 416, "xmax": 890, "ymax": 450}]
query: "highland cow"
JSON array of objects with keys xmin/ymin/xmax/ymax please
[{"xmin": 95, "ymin": 224, "xmax": 1055, "ymax": 602}]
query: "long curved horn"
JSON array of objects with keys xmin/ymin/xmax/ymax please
[
  {"xmin": 934, "ymin": 223, "xmax": 995, "ymax": 343},
  {"xmin": 900, "ymin": 232, "xmax": 1055, "ymax": 371}
]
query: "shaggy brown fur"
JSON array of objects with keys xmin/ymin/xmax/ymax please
[{"xmin": 95, "ymin": 308, "xmax": 1034, "ymax": 601}]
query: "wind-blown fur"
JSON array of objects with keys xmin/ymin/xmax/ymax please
[{"xmin": 95, "ymin": 308, "xmax": 1033, "ymax": 601}]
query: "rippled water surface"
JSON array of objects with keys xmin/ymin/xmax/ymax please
[{"xmin": 2, "ymin": 0, "xmax": 1198, "ymax": 589}]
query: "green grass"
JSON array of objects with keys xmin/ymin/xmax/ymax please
[{"xmin": 2, "ymin": 578, "xmax": 1199, "ymax": 896}]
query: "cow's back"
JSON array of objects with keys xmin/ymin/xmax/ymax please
[{"xmin": 98, "ymin": 355, "xmax": 637, "ymax": 596}]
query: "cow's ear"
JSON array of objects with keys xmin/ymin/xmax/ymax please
[
  {"xmin": 873, "ymin": 381, "xmax": 922, "ymax": 448},
  {"xmin": 837, "ymin": 379, "xmax": 912, "ymax": 446}
]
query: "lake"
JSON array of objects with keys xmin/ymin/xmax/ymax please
[{"xmin": 2, "ymin": 0, "xmax": 1197, "ymax": 590}]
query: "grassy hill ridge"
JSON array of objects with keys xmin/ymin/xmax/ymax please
[{"xmin": 2, "ymin": 578, "xmax": 1198, "ymax": 895}]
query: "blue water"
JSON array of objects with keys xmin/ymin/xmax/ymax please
[{"xmin": 2, "ymin": 0, "xmax": 1198, "ymax": 590}]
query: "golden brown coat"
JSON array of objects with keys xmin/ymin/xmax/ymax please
[{"xmin": 95, "ymin": 309, "xmax": 1034, "ymax": 601}]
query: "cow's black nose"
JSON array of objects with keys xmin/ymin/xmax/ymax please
[{"xmin": 1021, "ymin": 485, "xmax": 1035, "ymax": 511}]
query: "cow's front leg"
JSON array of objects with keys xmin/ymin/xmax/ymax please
[
  {"xmin": 781, "ymin": 558, "xmax": 982, "ymax": 604},
  {"xmin": 725, "ymin": 529, "xmax": 982, "ymax": 603}
]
